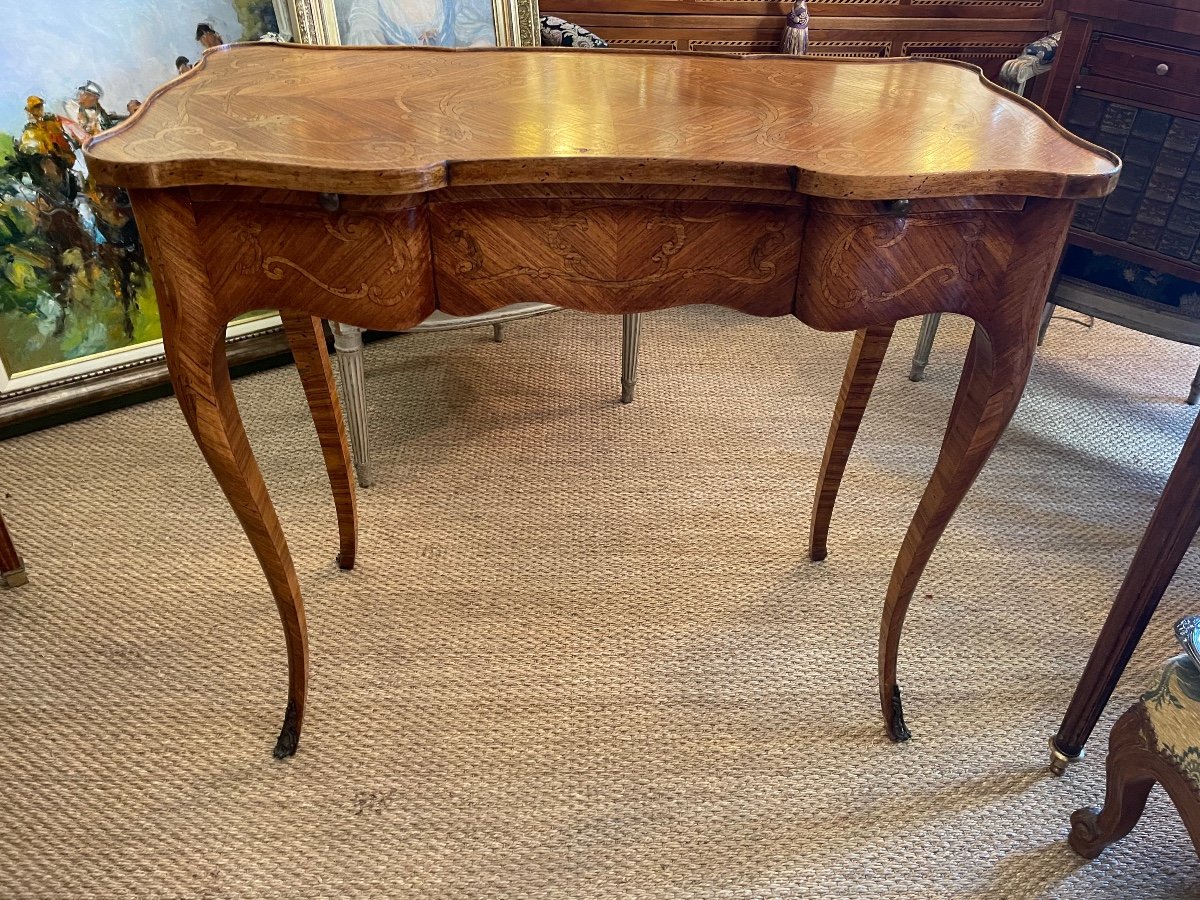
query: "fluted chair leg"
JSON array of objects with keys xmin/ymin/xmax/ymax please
[
  {"xmin": 331, "ymin": 322, "xmax": 374, "ymax": 488},
  {"xmin": 909, "ymin": 313, "xmax": 940, "ymax": 382},
  {"xmin": 621, "ymin": 313, "xmax": 642, "ymax": 404}
]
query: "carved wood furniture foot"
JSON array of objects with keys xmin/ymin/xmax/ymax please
[
  {"xmin": 87, "ymin": 45, "xmax": 1116, "ymax": 755},
  {"xmin": 1069, "ymin": 659, "xmax": 1200, "ymax": 860},
  {"xmin": 810, "ymin": 324, "xmax": 894, "ymax": 562},
  {"xmin": 1052, "ymin": 408, "xmax": 1200, "ymax": 769},
  {"xmin": 0, "ymin": 509, "xmax": 27, "ymax": 588}
]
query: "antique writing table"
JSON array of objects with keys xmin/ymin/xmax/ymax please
[{"xmin": 86, "ymin": 44, "xmax": 1118, "ymax": 758}]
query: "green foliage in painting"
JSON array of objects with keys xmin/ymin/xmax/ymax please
[{"xmin": 0, "ymin": 131, "xmax": 158, "ymax": 375}]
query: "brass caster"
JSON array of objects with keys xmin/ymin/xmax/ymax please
[{"xmin": 1048, "ymin": 736, "xmax": 1084, "ymax": 775}]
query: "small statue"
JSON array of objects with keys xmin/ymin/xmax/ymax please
[{"xmin": 780, "ymin": 0, "xmax": 809, "ymax": 56}]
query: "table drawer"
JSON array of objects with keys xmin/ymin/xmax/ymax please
[{"xmin": 1086, "ymin": 37, "xmax": 1200, "ymax": 101}]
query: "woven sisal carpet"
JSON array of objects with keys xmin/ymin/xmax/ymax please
[{"xmin": 1, "ymin": 307, "xmax": 1198, "ymax": 898}]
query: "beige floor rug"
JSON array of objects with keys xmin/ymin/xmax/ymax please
[{"xmin": 1, "ymin": 306, "xmax": 1198, "ymax": 899}]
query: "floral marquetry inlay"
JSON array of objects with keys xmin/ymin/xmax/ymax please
[
  {"xmin": 234, "ymin": 213, "xmax": 414, "ymax": 305},
  {"xmin": 193, "ymin": 200, "xmax": 435, "ymax": 326}
]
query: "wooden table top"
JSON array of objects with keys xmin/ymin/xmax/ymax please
[{"xmin": 85, "ymin": 44, "xmax": 1120, "ymax": 200}]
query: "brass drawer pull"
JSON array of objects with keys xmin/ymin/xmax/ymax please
[{"xmin": 1156, "ymin": 63, "xmax": 1170, "ymax": 76}]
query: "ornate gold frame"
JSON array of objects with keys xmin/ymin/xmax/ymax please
[{"xmin": 277, "ymin": 0, "xmax": 540, "ymax": 47}]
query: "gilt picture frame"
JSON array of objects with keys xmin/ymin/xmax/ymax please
[
  {"xmin": 0, "ymin": 1, "xmax": 293, "ymax": 434},
  {"xmin": 276, "ymin": 0, "xmax": 541, "ymax": 49}
]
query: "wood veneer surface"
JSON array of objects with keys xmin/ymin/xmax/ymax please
[{"xmin": 85, "ymin": 43, "xmax": 1118, "ymax": 200}]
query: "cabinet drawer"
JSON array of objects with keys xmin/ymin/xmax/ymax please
[{"xmin": 1086, "ymin": 37, "xmax": 1200, "ymax": 101}]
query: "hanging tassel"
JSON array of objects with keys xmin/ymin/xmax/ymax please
[{"xmin": 779, "ymin": 0, "xmax": 809, "ymax": 56}]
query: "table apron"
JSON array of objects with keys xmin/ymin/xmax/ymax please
[{"xmin": 188, "ymin": 191, "xmax": 1036, "ymax": 332}]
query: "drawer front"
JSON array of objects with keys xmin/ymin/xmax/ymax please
[
  {"xmin": 430, "ymin": 199, "xmax": 804, "ymax": 317},
  {"xmin": 1086, "ymin": 37, "xmax": 1200, "ymax": 100},
  {"xmin": 196, "ymin": 201, "xmax": 437, "ymax": 328},
  {"xmin": 796, "ymin": 208, "xmax": 1013, "ymax": 331}
]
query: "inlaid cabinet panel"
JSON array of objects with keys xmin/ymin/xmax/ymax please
[
  {"xmin": 545, "ymin": 0, "xmax": 1053, "ymax": 19},
  {"xmin": 797, "ymin": 205, "xmax": 1015, "ymax": 330},
  {"xmin": 1041, "ymin": 0, "xmax": 1200, "ymax": 281},
  {"xmin": 900, "ymin": 34, "xmax": 1037, "ymax": 78},
  {"xmin": 543, "ymin": 7, "xmax": 1049, "ymax": 82}
]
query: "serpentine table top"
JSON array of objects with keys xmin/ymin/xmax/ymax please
[
  {"xmin": 87, "ymin": 44, "xmax": 1117, "ymax": 199},
  {"xmin": 85, "ymin": 44, "xmax": 1119, "ymax": 760}
]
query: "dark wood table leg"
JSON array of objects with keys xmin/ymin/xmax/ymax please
[
  {"xmin": 1051, "ymin": 410, "xmax": 1200, "ymax": 773},
  {"xmin": 0, "ymin": 509, "xmax": 27, "ymax": 588},
  {"xmin": 810, "ymin": 324, "xmax": 894, "ymax": 562}
]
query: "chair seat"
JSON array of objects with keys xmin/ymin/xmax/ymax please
[{"xmin": 1145, "ymin": 654, "xmax": 1200, "ymax": 788}]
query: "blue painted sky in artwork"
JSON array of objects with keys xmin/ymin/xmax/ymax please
[{"xmin": 0, "ymin": 0, "xmax": 249, "ymax": 137}]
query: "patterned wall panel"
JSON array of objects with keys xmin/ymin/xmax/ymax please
[
  {"xmin": 606, "ymin": 37, "xmax": 680, "ymax": 49},
  {"xmin": 1065, "ymin": 96, "xmax": 1200, "ymax": 264},
  {"xmin": 689, "ymin": 39, "xmax": 777, "ymax": 52},
  {"xmin": 901, "ymin": 41, "xmax": 1028, "ymax": 79}
]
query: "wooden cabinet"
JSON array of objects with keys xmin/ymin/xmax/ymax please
[
  {"xmin": 1041, "ymin": 0, "xmax": 1200, "ymax": 282},
  {"xmin": 539, "ymin": 0, "xmax": 1055, "ymax": 81}
]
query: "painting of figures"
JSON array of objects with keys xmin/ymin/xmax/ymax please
[{"xmin": 0, "ymin": 0, "xmax": 281, "ymax": 384}]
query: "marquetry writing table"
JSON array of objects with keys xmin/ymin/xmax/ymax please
[{"xmin": 86, "ymin": 44, "xmax": 1119, "ymax": 758}]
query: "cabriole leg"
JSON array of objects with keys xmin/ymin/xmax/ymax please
[
  {"xmin": 810, "ymin": 324, "xmax": 894, "ymax": 561},
  {"xmin": 1068, "ymin": 706, "xmax": 1158, "ymax": 858},
  {"xmin": 1052, "ymin": 409, "xmax": 1200, "ymax": 766},
  {"xmin": 0, "ymin": 510, "xmax": 27, "ymax": 588},
  {"xmin": 165, "ymin": 321, "xmax": 309, "ymax": 758},
  {"xmin": 282, "ymin": 312, "xmax": 358, "ymax": 570},
  {"xmin": 880, "ymin": 322, "xmax": 1035, "ymax": 741},
  {"xmin": 133, "ymin": 187, "xmax": 310, "ymax": 758}
]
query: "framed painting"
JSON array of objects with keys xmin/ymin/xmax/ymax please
[
  {"xmin": 0, "ymin": 1, "xmax": 294, "ymax": 434},
  {"xmin": 276, "ymin": 0, "xmax": 540, "ymax": 49}
]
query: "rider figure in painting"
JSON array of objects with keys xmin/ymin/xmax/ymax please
[
  {"xmin": 18, "ymin": 95, "xmax": 80, "ymax": 200},
  {"xmin": 74, "ymin": 81, "xmax": 117, "ymax": 136}
]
